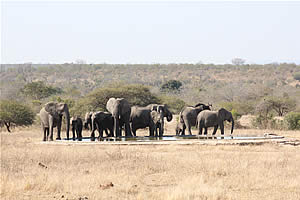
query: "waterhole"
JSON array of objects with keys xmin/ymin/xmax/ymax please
[{"xmin": 63, "ymin": 134, "xmax": 284, "ymax": 142}]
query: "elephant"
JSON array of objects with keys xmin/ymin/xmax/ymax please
[
  {"xmin": 39, "ymin": 102, "xmax": 70, "ymax": 141},
  {"xmin": 178, "ymin": 103, "xmax": 211, "ymax": 135},
  {"xmin": 70, "ymin": 116, "xmax": 83, "ymax": 140},
  {"xmin": 91, "ymin": 111, "xmax": 114, "ymax": 138},
  {"xmin": 106, "ymin": 98, "xmax": 132, "ymax": 137},
  {"xmin": 84, "ymin": 112, "xmax": 93, "ymax": 130},
  {"xmin": 150, "ymin": 110, "xmax": 163, "ymax": 137},
  {"xmin": 130, "ymin": 106, "xmax": 164, "ymax": 137},
  {"xmin": 145, "ymin": 104, "xmax": 173, "ymax": 135},
  {"xmin": 196, "ymin": 108, "xmax": 234, "ymax": 135},
  {"xmin": 175, "ymin": 120, "xmax": 184, "ymax": 136}
]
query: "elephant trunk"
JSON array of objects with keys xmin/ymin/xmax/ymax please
[
  {"xmin": 65, "ymin": 109, "xmax": 70, "ymax": 139},
  {"xmin": 231, "ymin": 117, "xmax": 234, "ymax": 135},
  {"xmin": 114, "ymin": 117, "xmax": 120, "ymax": 137}
]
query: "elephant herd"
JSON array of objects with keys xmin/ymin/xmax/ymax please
[{"xmin": 39, "ymin": 98, "xmax": 234, "ymax": 141}]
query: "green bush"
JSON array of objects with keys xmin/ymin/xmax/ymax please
[
  {"xmin": 20, "ymin": 81, "xmax": 62, "ymax": 100},
  {"xmin": 219, "ymin": 101, "xmax": 254, "ymax": 119},
  {"xmin": 293, "ymin": 72, "xmax": 300, "ymax": 81},
  {"xmin": 158, "ymin": 95, "xmax": 186, "ymax": 114},
  {"xmin": 284, "ymin": 112, "xmax": 300, "ymax": 130},
  {"xmin": 160, "ymin": 80, "xmax": 183, "ymax": 92},
  {"xmin": 0, "ymin": 100, "xmax": 35, "ymax": 132}
]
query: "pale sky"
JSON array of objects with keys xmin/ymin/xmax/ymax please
[{"xmin": 1, "ymin": 1, "xmax": 300, "ymax": 64}]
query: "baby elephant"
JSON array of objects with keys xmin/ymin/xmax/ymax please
[
  {"xmin": 91, "ymin": 111, "xmax": 114, "ymax": 138},
  {"xmin": 150, "ymin": 110, "xmax": 163, "ymax": 137},
  {"xmin": 70, "ymin": 116, "xmax": 83, "ymax": 140},
  {"xmin": 175, "ymin": 121, "xmax": 185, "ymax": 135},
  {"xmin": 196, "ymin": 108, "xmax": 234, "ymax": 135}
]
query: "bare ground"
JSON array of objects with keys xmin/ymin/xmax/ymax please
[{"xmin": 1, "ymin": 121, "xmax": 300, "ymax": 200}]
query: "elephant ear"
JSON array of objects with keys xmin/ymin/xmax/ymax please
[
  {"xmin": 45, "ymin": 102, "xmax": 57, "ymax": 115},
  {"xmin": 106, "ymin": 98, "xmax": 116, "ymax": 113},
  {"xmin": 163, "ymin": 105, "xmax": 173, "ymax": 121}
]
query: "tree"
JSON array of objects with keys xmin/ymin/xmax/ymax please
[
  {"xmin": 256, "ymin": 96, "xmax": 296, "ymax": 117},
  {"xmin": 284, "ymin": 112, "xmax": 300, "ymax": 130},
  {"xmin": 231, "ymin": 58, "xmax": 246, "ymax": 65},
  {"xmin": 293, "ymin": 72, "xmax": 300, "ymax": 81},
  {"xmin": 160, "ymin": 80, "xmax": 183, "ymax": 92},
  {"xmin": 20, "ymin": 81, "xmax": 62, "ymax": 100},
  {"xmin": 0, "ymin": 100, "xmax": 35, "ymax": 132}
]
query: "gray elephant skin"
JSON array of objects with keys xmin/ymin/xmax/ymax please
[
  {"xmin": 196, "ymin": 108, "xmax": 234, "ymax": 135},
  {"xmin": 130, "ymin": 106, "xmax": 163, "ymax": 137},
  {"xmin": 106, "ymin": 98, "xmax": 132, "ymax": 137},
  {"xmin": 39, "ymin": 102, "xmax": 70, "ymax": 141},
  {"xmin": 70, "ymin": 116, "xmax": 83, "ymax": 140},
  {"xmin": 145, "ymin": 104, "xmax": 173, "ymax": 135},
  {"xmin": 91, "ymin": 111, "xmax": 114, "ymax": 138},
  {"xmin": 178, "ymin": 103, "xmax": 211, "ymax": 135}
]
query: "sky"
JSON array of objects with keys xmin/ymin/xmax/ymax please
[{"xmin": 1, "ymin": 1, "xmax": 300, "ymax": 64}]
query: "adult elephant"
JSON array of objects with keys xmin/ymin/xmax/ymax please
[
  {"xmin": 196, "ymin": 108, "xmax": 234, "ymax": 135},
  {"xmin": 106, "ymin": 98, "xmax": 132, "ymax": 137},
  {"xmin": 130, "ymin": 106, "xmax": 164, "ymax": 137},
  {"xmin": 178, "ymin": 103, "xmax": 211, "ymax": 135},
  {"xmin": 91, "ymin": 111, "xmax": 114, "ymax": 138},
  {"xmin": 70, "ymin": 116, "xmax": 83, "ymax": 141},
  {"xmin": 145, "ymin": 104, "xmax": 173, "ymax": 135},
  {"xmin": 39, "ymin": 102, "xmax": 70, "ymax": 141}
]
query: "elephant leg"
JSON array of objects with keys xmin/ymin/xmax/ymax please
[
  {"xmin": 158, "ymin": 124, "xmax": 163, "ymax": 137},
  {"xmin": 149, "ymin": 126, "xmax": 154, "ymax": 137},
  {"xmin": 131, "ymin": 124, "xmax": 137, "ymax": 137},
  {"xmin": 212, "ymin": 125, "xmax": 218, "ymax": 135},
  {"xmin": 220, "ymin": 123, "xmax": 225, "ymax": 135},
  {"xmin": 198, "ymin": 125, "xmax": 203, "ymax": 135},
  {"xmin": 57, "ymin": 119, "xmax": 63, "ymax": 140},
  {"xmin": 72, "ymin": 127, "xmax": 76, "ymax": 140},
  {"xmin": 154, "ymin": 125, "xmax": 158, "ymax": 137},
  {"xmin": 42, "ymin": 124, "xmax": 47, "ymax": 141},
  {"xmin": 125, "ymin": 122, "xmax": 132, "ymax": 137},
  {"xmin": 204, "ymin": 127, "xmax": 208, "ymax": 135},
  {"xmin": 78, "ymin": 126, "xmax": 83, "ymax": 140},
  {"xmin": 104, "ymin": 129, "xmax": 109, "ymax": 137},
  {"xmin": 109, "ymin": 128, "xmax": 114, "ymax": 137},
  {"xmin": 49, "ymin": 125, "xmax": 54, "ymax": 141},
  {"xmin": 160, "ymin": 119, "xmax": 164, "ymax": 135},
  {"xmin": 181, "ymin": 123, "xmax": 186, "ymax": 135},
  {"xmin": 99, "ymin": 129, "xmax": 104, "ymax": 138},
  {"xmin": 187, "ymin": 123, "xmax": 193, "ymax": 135}
]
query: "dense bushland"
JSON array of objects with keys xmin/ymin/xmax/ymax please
[{"xmin": 1, "ymin": 63, "xmax": 299, "ymax": 130}]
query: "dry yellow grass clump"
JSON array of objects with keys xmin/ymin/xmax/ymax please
[{"xmin": 1, "ymin": 127, "xmax": 300, "ymax": 200}]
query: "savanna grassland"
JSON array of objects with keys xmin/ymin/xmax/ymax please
[
  {"xmin": 1, "ymin": 63, "xmax": 300, "ymax": 199},
  {"xmin": 1, "ymin": 122, "xmax": 300, "ymax": 200}
]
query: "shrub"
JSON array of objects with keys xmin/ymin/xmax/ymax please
[
  {"xmin": 0, "ymin": 100, "xmax": 35, "ymax": 132},
  {"xmin": 293, "ymin": 72, "xmax": 300, "ymax": 81},
  {"xmin": 160, "ymin": 80, "xmax": 183, "ymax": 92},
  {"xmin": 219, "ymin": 101, "xmax": 254, "ymax": 119},
  {"xmin": 158, "ymin": 95, "xmax": 186, "ymax": 114},
  {"xmin": 20, "ymin": 81, "xmax": 62, "ymax": 100},
  {"xmin": 284, "ymin": 112, "xmax": 300, "ymax": 130}
]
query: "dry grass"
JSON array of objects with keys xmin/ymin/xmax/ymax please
[{"xmin": 1, "ymin": 126, "xmax": 300, "ymax": 200}]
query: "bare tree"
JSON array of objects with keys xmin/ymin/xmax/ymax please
[{"xmin": 231, "ymin": 58, "xmax": 246, "ymax": 65}]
